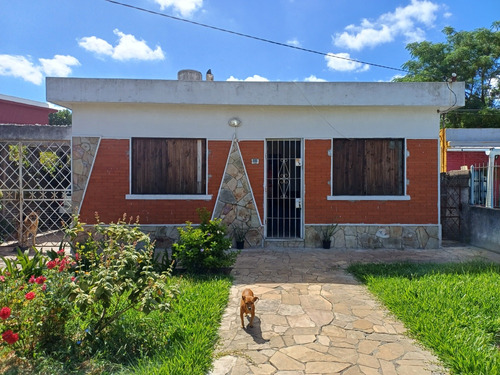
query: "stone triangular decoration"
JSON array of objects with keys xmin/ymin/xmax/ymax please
[
  {"xmin": 72, "ymin": 137, "xmax": 101, "ymax": 215},
  {"xmin": 213, "ymin": 140, "xmax": 263, "ymax": 247}
]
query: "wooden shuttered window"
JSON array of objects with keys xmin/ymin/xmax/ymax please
[
  {"xmin": 332, "ymin": 138, "xmax": 404, "ymax": 196},
  {"xmin": 132, "ymin": 138, "xmax": 206, "ymax": 195}
]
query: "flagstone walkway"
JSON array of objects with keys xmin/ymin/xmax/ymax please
[{"xmin": 210, "ymin": 244, "xmax": 500, "ymax": 375}]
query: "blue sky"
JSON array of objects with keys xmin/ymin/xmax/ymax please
[{"xmin": 1, "ymin": 0, "xmax": 499, "ymax": 106}]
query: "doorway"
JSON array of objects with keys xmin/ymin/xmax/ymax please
[{"xmin": 266, "ymin": 139, "xmax": 302, "ymax": 238}]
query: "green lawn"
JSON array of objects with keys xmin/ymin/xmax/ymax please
[{"xmin": 348, "ymin": 261, "xmax": 500, "ymax": 375}]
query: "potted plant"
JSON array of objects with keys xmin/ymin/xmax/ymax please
[
  {"xmin": 232, "ymin": 224, "xmax": 247, "ymax": 250},
  {"xmin": 321, "ymin": 223, "xmax": 338, "ymax": 249}
]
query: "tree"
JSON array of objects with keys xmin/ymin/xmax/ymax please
[
  {"xmin": 395, "ymin": 21, "xmax": 500, "ymax": 128},
  {"xmin": 49, "ymin": 109, "xmax": 72, "ymax": 125}
]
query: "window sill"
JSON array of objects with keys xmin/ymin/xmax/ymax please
[
  {"xmin": 126, "ymin": 194, "xmax": 213, "ymax": 201},
  {"xmin": 327, "ymin": 195, "xmax": 410, "ymax": 201}
]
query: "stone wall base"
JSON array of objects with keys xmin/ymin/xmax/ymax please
[
  {"xmin": 305, "ymin": 224, "xmax": 440, "ymax": 249},
  {"xmin": 140, "ymin": 224, "xmax": 441, "ymax": 250}
]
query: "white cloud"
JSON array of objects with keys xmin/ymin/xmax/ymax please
[
  {"xmin": 333, "ymin": 0, "xmax": 439, "ymax": 50},
  {"xmin": 154, "ymin": 0, "xmax": 203, "ymax": 17},
  {"xmin": 78, "ymin": 36, "xmax": 113, "ymax": 56},
  {"xmin": 79, "ymin": 29, "xmax": 165, "ymax": 61},
  {"xmin": 304, "ymin": 75, "xmax": 326, "ymax": 82},
  {"xmin": 39, "ymin": 55, "xmax": 80, "ymax": 77},
  {"xmin": 227, "ymin": 75, "xmax": 269, "ymax": 82},
  {"xmin": 325, "ymin": 52, "xmax": 369, "ymax": 72},
  {"xmin": 0, "ymin": 54, "xmax": 79, "ymax": 85},
  {"xmin": 0, "ymin": 55, "xmax": 43, "ymax": 84},
  {"xmin": 286, "ymin": 39, "xmax": 301, "ymax": 47}
]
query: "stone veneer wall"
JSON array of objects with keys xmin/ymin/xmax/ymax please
[
  {"xmin": 213, "ymin": 140, "xmax": 264, "ymax": 247},
  {"xmin": 72, "ymin": 137, "xmax": 100, "ymax": 215},
  {"xmin": 305, "ymin": 225, "xmax": 440, "ymax": 249}
]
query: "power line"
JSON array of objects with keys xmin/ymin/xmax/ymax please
[{"xmin": 104, "ymin": 0, "xmax": 408, "ymax": 74}]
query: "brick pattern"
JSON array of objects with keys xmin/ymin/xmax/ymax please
[
  {"xmin": 79, "ymin": 139, "xmax": 232, "ymax": 224},
  {"xmin": 80, "ymin": 138, "xmax": 439, "ymax": 228},
  {"xmin": 238, "ymin": 140, "xmax": 265, "ymax": 218},
  {"xmin": 304, "ymin": 139, "xmax": 439, "ymax": 224}
]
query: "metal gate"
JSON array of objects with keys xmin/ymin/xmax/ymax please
[
  {"xmin": 266, "ymin": 139, "xmax": 302, "ymax": 238},
  {"xmin": 0, "ymin": 140, "xmax": 71, "ymax": 247},
  {"xmin": 440, "ymin": 172, "xmax": 467, "ymax": 241}
]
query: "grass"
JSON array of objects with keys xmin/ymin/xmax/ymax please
[
  {"xmin": 1, "ymin": 273, "xmax": 232, "ymax": 375},
  {"xmin": 128, "ymin": 274, "xmax": 232, "ymax": 375},
  {"xmin": 347, "ymin": 261, "xmax": 500, "ymax": 375}
]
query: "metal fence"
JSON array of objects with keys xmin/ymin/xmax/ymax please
[
  {"xmin": 0, "ymin": 140, "xmax": 71, "ymax": 248},
  {"xmin": 470, "ymin": 164, "xmax": 500, "ymax": 208}
]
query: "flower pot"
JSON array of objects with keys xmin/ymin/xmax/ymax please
[
  {"xmin": 236, "ymin": 240, "xmax": 245, "ymax": 250},
  {"xmin": 322, "ymin": 240, "xmax": 331, "ymax": 249}
]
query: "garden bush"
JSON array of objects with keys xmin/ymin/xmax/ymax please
[
  {"xmin": 0, "ymin": 214, "xmax": 179, "ymax": 372},
  {"xmin": 172, "ymin": 208, "xmax": 239, "ymax": 273}
]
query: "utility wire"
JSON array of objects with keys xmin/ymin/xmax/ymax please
[{"xmin": 104, "ymin": 0, "xmax": 409, "ymax": 74}]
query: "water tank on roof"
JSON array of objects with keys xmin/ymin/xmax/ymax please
[{"xmin": 177, "ymin": 70, "xmax": 202, "ymax": 81}]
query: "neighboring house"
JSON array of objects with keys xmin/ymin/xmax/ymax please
[
  {"xmin": 46, "ymin": 73, "xmax": 464, "ymax": 249},
  {"xmin": 440, "ymin": 128, "xmax": 500, "ymax": 172},
  {"xmin": 0, "ymin": 94, "xmax": 56, "ymax": 125}
]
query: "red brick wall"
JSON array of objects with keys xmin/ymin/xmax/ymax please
[
  {"xmin": 80, "ymin": 139, "xmax": 231, "ymax": 224},
  {"xmin": 447, "ymin": 151, "xmax": 488, "ymax": 171},
  {"xmin": 238, "ymin": 141, "xmax": 265, "ymax": 219},
  {"xmin": 81, "ymin": 138, "xmax": 438, "ymax": 226},
  {"xmin": 304, "ymin": 139, "xmax": 439, "ymax": 224}
]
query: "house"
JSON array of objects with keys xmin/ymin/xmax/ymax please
[
  {"xmin": 0, "ymin": 94, "xmax": 56, "ymax": 125},
  {"xmin": 46, "ymin": 73, "xmax": 464, "ymax": 249},
  {"xmin": 440, "ymin": 128, "xmax": 500, "ymax": 172}
]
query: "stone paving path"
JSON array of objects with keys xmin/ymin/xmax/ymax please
[{"xmin": 210, "ymin": 244, "xmax": 500, "ymax": 375}]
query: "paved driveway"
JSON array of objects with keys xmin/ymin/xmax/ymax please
[{"xmin": 210, "ymin": 244, "xmax": 500, "ymax": 375}]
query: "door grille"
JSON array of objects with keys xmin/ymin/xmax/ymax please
[{"xmin": 266, "ymin": 139, "xmax": 302, "ymax": 238}]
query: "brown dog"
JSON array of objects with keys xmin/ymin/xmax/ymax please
[
  {"xmin": 240, "ymin": 288, "xmax": 258, "ymax": 328},
  {"xmin": 19, "ymin": 212, "xmax": 39, "ymax": 247}
]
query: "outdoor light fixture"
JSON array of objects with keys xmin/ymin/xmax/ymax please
[{"xmin": 228, "ymin": 117, "xmax": 242, "ymax": 128}]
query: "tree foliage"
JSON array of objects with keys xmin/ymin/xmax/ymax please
[
  {"xmin": 49, "ymin": 109, "xmax": 72, "ymax": 125},
  {"xmin": 395, "ymin": 21, "xmax": 500, "ymax": 128}
]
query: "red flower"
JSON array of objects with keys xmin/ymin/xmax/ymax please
[
  {"xmin": 57, "ymin": 248, "xmax": 65, "ymax": 255},
  {"xmin": 75, "ymin": 253, "xmax": 80, "ymax": 261},
  {"xmin": 25, "ymin": 292, "xmax": 35, "ymax": 300},
  {"xmin": 71, "ymin": 276, "xmax": 76, "ymax": 282},
  {"xmin": 35, "ymin": 276, "xmax": 46, "ymax": 285},
  {"xmin": 2, "ymin": 330, "xmax": 19, "ymax": 345},
  {"xmin": 0, "ymin": 307, "xmax": 11, "ymax": 320},
  {"xmin": 47, "ymin": 260, "xmax": 56, "ymax": 269},
  {"xmin": 28, "ymin": 275, "xmax": 35, "ymax": 283},
  {"xmin": 0, "ymin": 276, "xmax": 5, "ymax": 282},
  {"xmin": 42, "ymin": 284, "xmax": 47, "ymax": 291}
]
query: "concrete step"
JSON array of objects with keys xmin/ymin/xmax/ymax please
[{"xmin": 264, "ymin": 239, "xmax": 305, "ymax": 248}]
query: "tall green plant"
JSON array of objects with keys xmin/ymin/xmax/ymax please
[{"xmin": 62, "ymin": 214, "xmax": 178, "ymax": 345}]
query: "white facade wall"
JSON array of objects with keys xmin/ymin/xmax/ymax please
[{"xmin": 69, "ymin": 103, "xmax": 440, "ymax": 140}]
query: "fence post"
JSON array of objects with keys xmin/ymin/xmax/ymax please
[
  {"xmin": 470, "ymin": 165, "xmax": 475, "ymax": 205},
  {"xmin": 485, "ymin": 149, "xmax": 500, "ymax": 208}
]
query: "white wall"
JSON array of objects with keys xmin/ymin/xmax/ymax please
[{"xmin": 71, "ymin": 103, "xmax": 440, "ymax": 139}]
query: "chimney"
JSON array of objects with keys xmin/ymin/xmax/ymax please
[
  {"xmin": 177, "ymin": 69, "xmax": 202, "ymax": 81},
  {"xmin": 206, "ymin": 69, "xmax": 214, "ymax": 81}
]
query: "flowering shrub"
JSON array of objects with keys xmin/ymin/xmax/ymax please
[
  {"xmin": 0, "ymin": 250, "xmax": 74, "ymax": 358},
  {"xmin": 172, "ymin": 209, "xmax": 239, "ymax": 272}
]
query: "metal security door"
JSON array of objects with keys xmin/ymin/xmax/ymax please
[{"xmin": 266, "ymin": 139, "xmax": 302, "ymax": 238}]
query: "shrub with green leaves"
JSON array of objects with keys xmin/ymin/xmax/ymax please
[
  {"xmin": 0, "ymin": 249, "xmax": 75, "ymax": 358},
  {"xmin": 172, "ymin": 210, "xmax": 238, "ymax": 273},
  {"xmin": 63, "ymin": 214, "xmax": 178, "ymax": 348}
]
